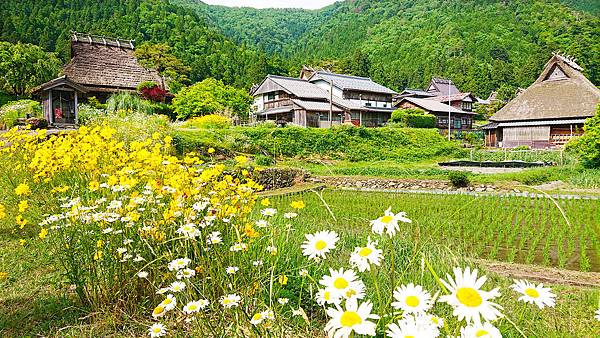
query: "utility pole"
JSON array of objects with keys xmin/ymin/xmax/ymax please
[
  {"xmin": 448, "ymin": 79, "xmax": 452, "ymax": 141},
  {"xmin": 329, "ymin": 79, "xmax": 333, "ymax": 127}
]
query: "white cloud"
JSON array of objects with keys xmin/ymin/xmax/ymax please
[{"xmin": 202, "ymin": 0, "xmax": 340, "ymax": 10}]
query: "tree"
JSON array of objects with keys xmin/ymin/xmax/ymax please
[
  {"xmin": 134, "ymin": 43, "xmax": 191, "ymax": 93},
  {"xmin": 0, "ymin": 42, "xmax": 60, "ymax": 96},
  {"xmin": 172, "ymin": 78, "xmax": 252, "ymax": 120},
  {"xmin": 566, "ymin": 105, "xmax": 600, "ymax": 168}
]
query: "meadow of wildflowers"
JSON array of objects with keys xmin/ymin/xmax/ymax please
[{"xmin": 0, "ymin": 125, "xmax": 599, "ymax": 337}]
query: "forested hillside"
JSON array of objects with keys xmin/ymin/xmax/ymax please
[
  {"xmin": 191, "ymin": 0, "xmax": 600, "ymax": 97},
  {"xmin": 0, "ymin": 0, "xmax": 287, "ymax": 88}
]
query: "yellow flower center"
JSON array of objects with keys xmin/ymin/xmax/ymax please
[
  {"xmin": 324, "ymin": 291, "xmax": 331, "ymax": 300},
  {"xmin": 431, "ymin": 316, "xmax": 439, "ymax": 324},
  {"xmin": 252, "ymin": 313, "xmax": 262, "ymax": 321},
  {"xmin": 333, "ymin": 277, "xmax": 349, "ymax": 289},
  {"xmin": 406, "ymin": 295, "xmax": 420, "ymax": 307},
  {"xmin": 153, "ymin": 327, "xmax": 162, "ymax": 333},
  {"xmin": 525, "ymin": 288, "xmax": 540, "ymax": 298},
  {"xmin": 381, "ymin": 215, "xmax": 393, "ymax": 224},
  {"xmin": 153, "ymin": 305, "xmax": 165, "ymax": 316},
  {"xmin": 404, "ymin": 336, "xmax": 415, "ymax": 338},
  {"xmin": 189, "ymin": 305, "xmax": 197, "ymax": 311},
  {"xmin": 340, "ymin": 311, "xmax": 362, "ymax": 327},
  {"xmin": 346, "ymin": 288, "xmax": 357, "ymax": 298},
  {"xmin": 475, "ymin": 329, "xmax": 489, "ymax": 337},
  {"xmin": 359, "ymin": 247, "xmax": 372, "ymax": 257},
  {"xmin": 223, "ymin": 299, "xmax": 232, "ymax": 305},
  {"xmin": 315, "ymin": 240, "xmax": 327, "ymax": 250},
  {"xmin": 456, "ymin": 287, "xmax": 483, "ymax": 307},
  {"xmin": 162, "ymin": 298, "xmax": 173, "ymax": 305}
]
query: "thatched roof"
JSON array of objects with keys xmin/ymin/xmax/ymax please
[
  {"xmin": 60, "ymin": 32, "xmax": 163, "ymax": 92},
  {"xmin": 491, "ymin": 54, "xmax": 600, "ymax": 122}
]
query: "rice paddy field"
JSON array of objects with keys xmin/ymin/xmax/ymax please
[{"xmin": 269, "ymin": 189, "xmax": 600, "ymax": 272}]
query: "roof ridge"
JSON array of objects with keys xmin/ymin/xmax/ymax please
[
  {"xmin": 268, "ymin": 74, "xmax": 310, "ymax": 82},
  {"xmin": 315, "ymin": 71, "xmax": 372, "ymax": 81},
  {"xmin": 72, "ymin": 31, "xmax": 135, "ymax": 49}
]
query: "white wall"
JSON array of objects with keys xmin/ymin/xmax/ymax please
[{"xmin": 311, "ymin": 79, "xmax": 391, "ymax": 108}]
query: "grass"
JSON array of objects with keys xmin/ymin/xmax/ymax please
[{"xmin": 2, "ymin": 188, "xmax": 600, "ymax": 336}]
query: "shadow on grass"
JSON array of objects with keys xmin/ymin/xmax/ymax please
[{"xmin": 0, "ymin": 294, "xmax": 87, "ymax": 337}]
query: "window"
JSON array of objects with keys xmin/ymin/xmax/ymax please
[
  {"xmin": 438, "ymin": 117, "xmax": 448, "ymax": 125},
  {"xmin": 365, "ymin": 102, "xmax": 372, "ymax": 107},
  {"xmin": 350, "ymin": 112, "xmax": 361, "ymax": 120},
  {"xmin": 454, "ymin": 118, "xmax": 462, "ymax": 129},
  {"xmin": 461, "ymin": 102, "xmax": 472, "ymax": 111},
  {"xmin": 266, "ymin": 92, "xmax": 276, "ymax": 101},
  {"xmin": 318, "ymin": 113, "xmax": 330, "ymax": 121}
]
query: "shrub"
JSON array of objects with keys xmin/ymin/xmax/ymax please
[
  {"xmin": 86, "ymin": 110, "xmax": 171, "ymax": 143},
  {"xmin": 24, "ymin": 117, "xmax": 48, "ymax": 129},
  {"xmin": 448, "ymin": 171, "xmax": 470, "ymax": 187},
  {"xmin": 106, "ymin": 92, "xmax": 154, "ymax": 114},
  {"xmin": 390, "ymin": 108, "xmax": 436, "ymax": 128},
  {"xmin": 77, "ymin": 104, "xmax": 106, "ymax": 125},
  {"xmin": 254, "ymin": 154, "xmax": 275, "ymax": 166},
  {"xmin": 172, "ymin": 78, "xmax": 252, "ymax": 120},
  {"xmin": 183, "ymin": 114, "xmax": 232, "ymax": 129},
  {"xmin": 137, "ymin": 81, "xmax": 167, "ymax": 102},
  {"xmin": 518, "ymin": 170, "xmax": 553, "ymax": 185},
  {"xmin": 567, "ymin": 106, "xmax": 600, "ymax": 168},
  {"xmin": 0, "ymin": 99, "xmax": 42, "ymax": 129}
]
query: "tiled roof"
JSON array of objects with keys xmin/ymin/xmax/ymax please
[
  {"xmin": 254, "ymin": 75, "xmax": 331, "ymax": 99},
  {"xmin": 398, "ymin": 89, "xmax": 436, "ymax": 97},
  {"xmin": 427, "ymin": 92, "xmax": 474, "ymax": 102},
  {"xmin": 429, "ymin": 77, "xmax": 461, "ymax": 95},
  {"xmin": 309, "ymin": 71, "xmax": 397, "ymax": 95},
  {"xmin": 398, "ymin": 97, "xmax": 474, "ymax": 115},
  {"xmin": 292, "ymin": 99, "xmax": 343, "ymax": 112}
]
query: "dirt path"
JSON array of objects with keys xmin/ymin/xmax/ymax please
[{"xmin": 479, "ymin": 260, "xmax": 600, "ymax": 288}]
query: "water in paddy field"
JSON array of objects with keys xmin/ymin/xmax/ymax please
[{"xmin": 266, "ymin": 189, "xmax": 600, "ymax": 272}]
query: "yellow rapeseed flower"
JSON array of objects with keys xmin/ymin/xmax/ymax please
[
  {"xmin": 278, "ymin": 275, "xmax": 288, "ymax": 285},
  {"xmin": 14, "ymin": 183, "xmax": 31, "ymax": 196},
  {"xmin": 208, "ymin": 147, "xmax": 215, "ymax": 154},
  {"xmin": 261, "ymin": 198, "xmax": 270, "ymax": 207},
  {"xmin": 235, "ymin": 155, "xmax": 248, "ymax": 165},
  {"xmin": 0, "ymin": 204, "xmax": 6, "ymax": 219},
  {"xmin": 19, "ymin": 239, "xmax": 26, "ymax": 246},
  {"xmin": 18, "ymin": 200, "xmax": 29, "ymax": 213}
]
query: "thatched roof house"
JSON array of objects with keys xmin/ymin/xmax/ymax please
[
  {"xmin": 485, "ymin": 53, "xmax": 600, "ymax": 148},
  {"xmin": 33, "ymin": 32, "xmax": 164, "ymax": 125}
]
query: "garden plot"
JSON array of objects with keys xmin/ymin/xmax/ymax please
[{"xmin": 270, "ymin": 189, "xmax": 600, "ymax": 272}]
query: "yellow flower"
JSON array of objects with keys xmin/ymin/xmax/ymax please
[
  {"xmin": 290, "ymin": 200, "xmax": 305, "ymax": 209},
  {"xmin": 261, "ymin": 198, "xmax": 271, "ymax": 207},
  {"xmin": 208, "ymin": 147, "xmax": 215, "ymax": 154},
  {"xmin": 14, "ymin": 183, "xmax": 31, "ymax": 196},
  {"xmin": 38, "ymin": 228, "xmax": 48, "ymax": 240},
  {"xmin": 0, "ymin": 272, "xmax": 7, "ymax": 281},
  {"xmin": 235, "ymin": 155, "xmax": 248, "ymax": 165},
  {"xmin": 163, "ymin": 136, "xmax": 173, "ymax": 145},
  {"xmin": 89, "ymin": 181, "xmax": 100, "ymax": 191},
  {"xmin": 51, "ymin": 186, "xmax": 70, "ymax": 193},
  {"xmin": 244, "ymin": 224, "xmax": 259, "ymax": 238},
  {"xmin": 278, "ymin": 275, "xmax": 288, "ymax": 285},
  {"xmin": 96, "ymin": 240, "xmax": 104, "ymax": 248},
  {"xmin": 15, "ymin": 215, "xmax": 28, "ymax": 228},
  {"xmin": 18, "ymin": 200, "xmax": 29, "ymax": 213},
  {"xmin": 93, "ymin": 251, "xmax": 103, "ymax": 261},
  {"xmin": 152, "ymin": 132, "xmax": 161, "ymax": 140},
  {"xmin": 0, "ymin": 204, "xmax": 6, "ymax": 219},
  {"xmin": 19, "ymin": 239, "xmax": 26, "ymax": 246}
]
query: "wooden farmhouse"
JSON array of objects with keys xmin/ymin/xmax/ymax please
[
  {"xmin": 395, "ymin": 77, "xmax": 479, "ymax": 132},
  {"xmin": 395, "ymin": 97, "xmax": 476, "ymax": 131},
  {"xmin": 251, "ymin": 71, "xmax": 397, "ymax": 127},
  {"xmin": 484, "ymin": 53, "xmax": 600, "ymax": 148},
  {"xmin": 32, "ymin": 32, "xmax": 164, "ymax": 126}
]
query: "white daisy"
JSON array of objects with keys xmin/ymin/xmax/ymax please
[
  {"xmin": 207, "ymin": 231, "xmax": 222, "ymax": 245},
  {"xmin": 299, "ymin": 269, "xmax": 309, "ymax": 277},
  {"xmin": 183, "ymin": 300, "xmax": 203, "ymax": 314},
  {"xmin": 255, "ymin": 220, "xmax": 268, "ymax": 228},
  {"xmin": 176, "ymin": 223, "xmax": 200, "ymax": 239},
  {"xmin": 278, "ymin": 298, "xmax": 289, "ymax": 305},
  {"xmin": 284, "ymin": 212, "xmax": 298, "ymax": 219},
  {"xmin": 370, "ymin": 207, "xmax": 411, "ymax": 237},
  {"xmin": 319, "ymin": 268, "xmax": 365, "ymax": 300},
  {"xmin": 148, "ymin": 323, "xmax": 167, "ymax": 337},
  {"xmin": 261, "ymin": 208, "xmax": 277, "ymax": 217},
  {"xmin": 230, "ymin": 242, "xmax": 247, "ymax": 252},
  {"xmin": 349, "ymin": 237, "xmax": 383, "ymax": 272},
  {"xmin": 176, "ymin": 268, "xmax": 196, "ymax": 279},
  {"xmin": 198, "ymin": 299, "xmax": 209, "ymax": 308},
  {"xmin": 252, "ymin": 260, "xmax": 263, "ymax": 267},
  {"xmin": 301, "ymin": 230, "xmax": 339, "ymax": 260},
  {"xmin": 221, "ymin": 294, "xmax": 241, "ymax": 308},
  {"xmin": 325, "ymin": 298, "xmax": 379, "ymax": 338},
  {"xmin": 386, "ymin": 313, "xmax": 439, "ymax": 338},
  {"xmin": 137, "ymin": 271, "xmax": 149, "ymax": 278},
  {"xmin": 391, "ymin": 283, "xmax": 434, "ymax": 314},
  {"xmin": 439, "ymin": 267, "xmax": 503, "ymax": 324},
  {"xmin": 594, "ymin": 308, "xmax": 600, "ymax": 321},
  {"xmin": 266, "ymin": 246, "xmax": 278, "ymax": 255},
  {"xmin": 168, "ymin": 258, "xmax": 191, "ymax": 271},
  {"xmin": 169, "ymin": 281, "xmax": 186, "ymax": 292},
  {"xmin": 250, "ymin": 311, "xmax": 265, "ymax": 325},
  {"xmin": 226, "ymin": 266, "xmax": 239, "ymax": 275},
  {"xmin": 427, "ymin": 314, "xmax": 445, "ymax": 329},
  {"xmin": 316, "ymin": 288, "xmax": 342, "ymax": 306},
  {"xmin": 510, "ymin": 279, "xmax": 556, "ymax": 309},
  {"xmin": 159, "ymin": 294, "xmax": 177, "ymax": 311},
  {"xmin": 460, "ymin": 322, "xmax": 501, "ymax": 338}
]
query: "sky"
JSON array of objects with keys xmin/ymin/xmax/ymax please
[{"xmin": 202, "ymin": 0, "xmax": 340, "ymax": 10}]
